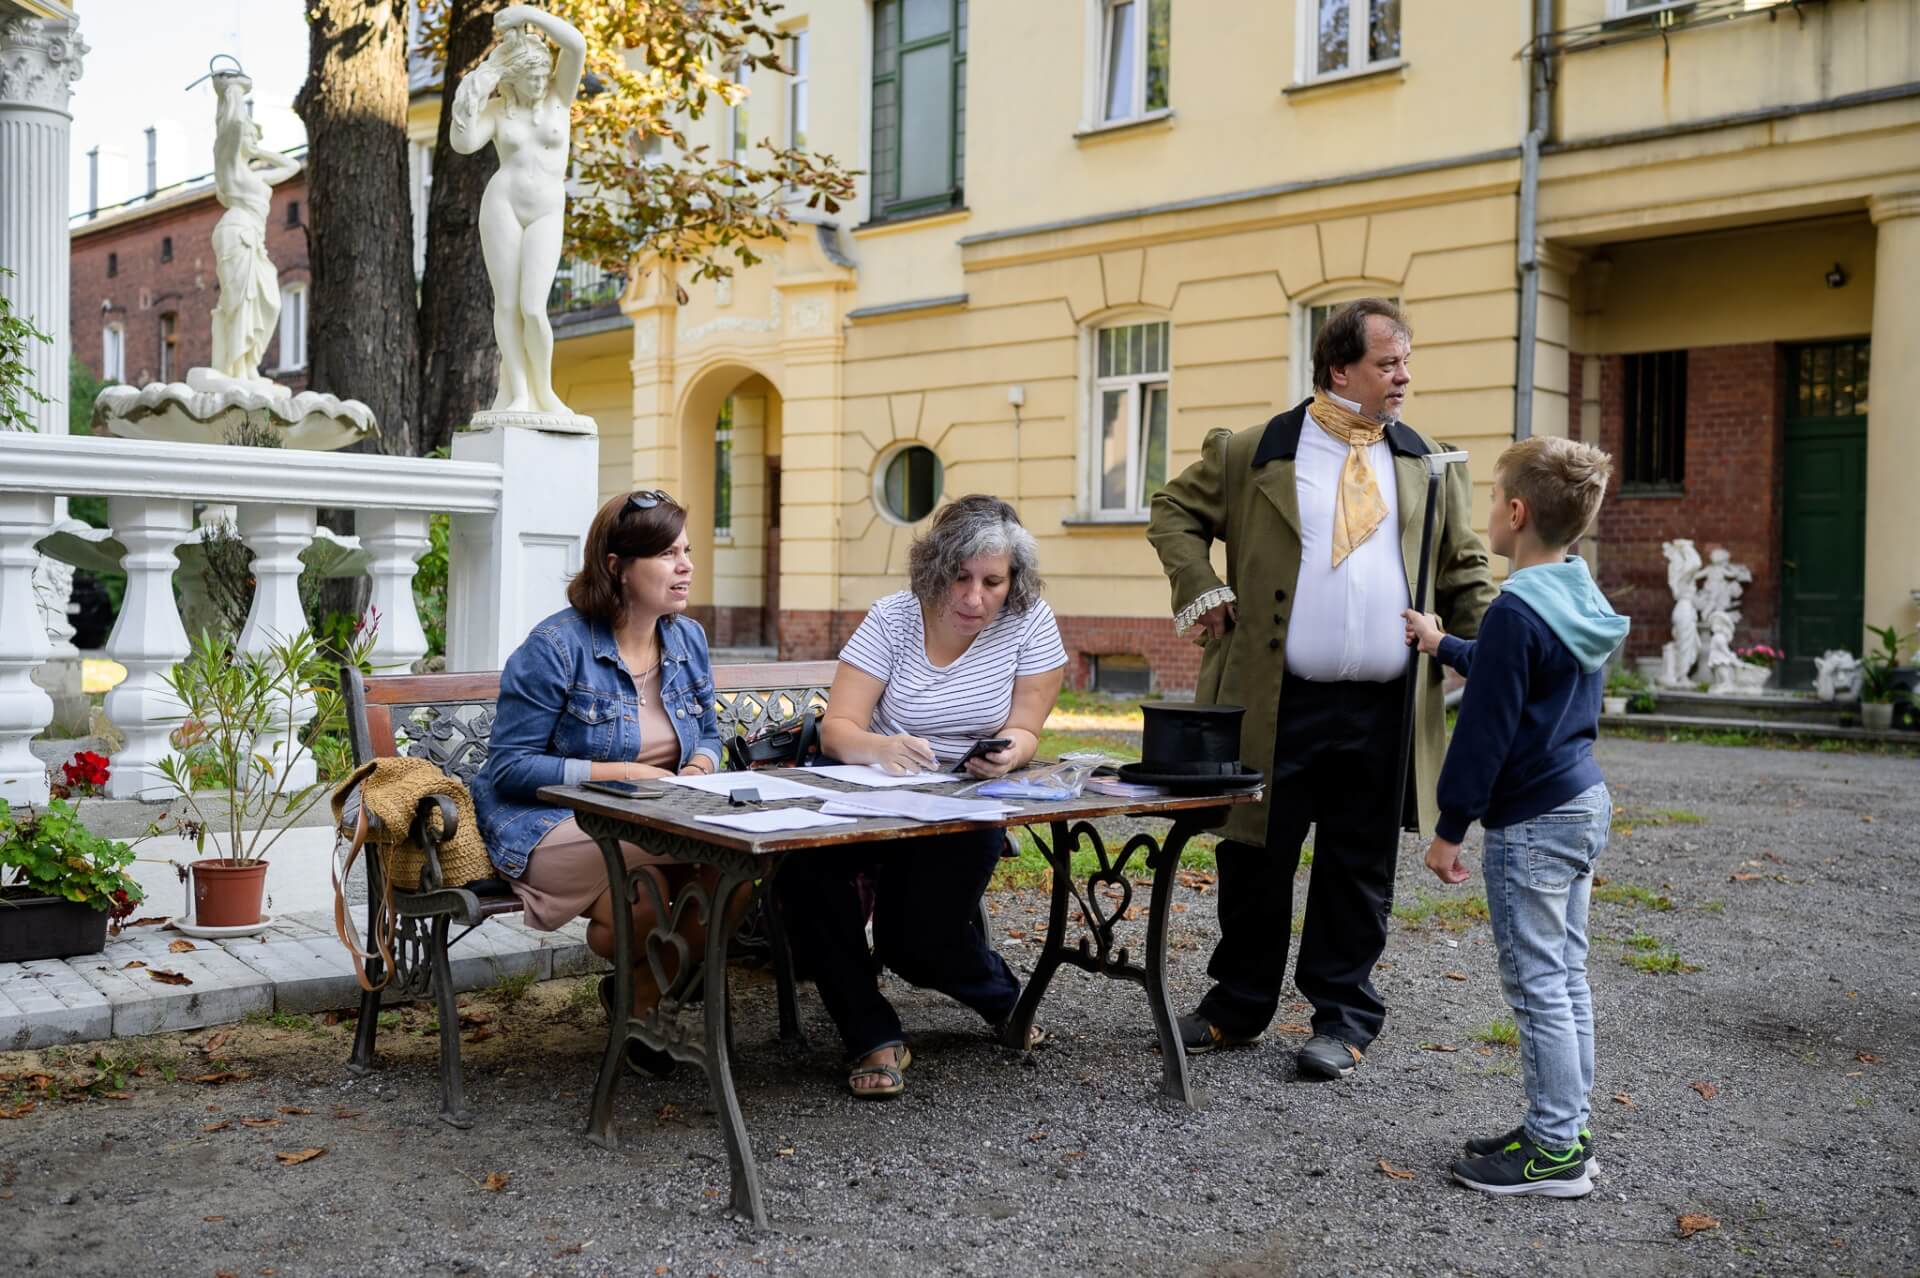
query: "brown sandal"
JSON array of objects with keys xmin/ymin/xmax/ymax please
[{"xmin": 847, "ymin": 1043, "xmax": 911, "ymax": 1100}]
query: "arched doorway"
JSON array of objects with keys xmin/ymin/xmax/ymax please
[{"xmin": 677, "ymin": 365, "xmax": 781, "ymax": 653}]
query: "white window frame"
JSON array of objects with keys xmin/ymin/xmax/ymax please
[
  {"xmin": 1292, "ymin": 288, "xmax": 1401, "ymax": 403},
  {"xmin": 786, "ymin": 29, "xmax": 809, "ymax": 151},
  {"xmin": 1296, "ymin": 0, "xmax": 1402, "ymax": 84},
  {"xmin": 729, "ymin": 58, "xmax": 751, "ymax": 164},
  {"xmin": 1605, "ymin": 0, "xmax": 1696, "ymax": 17},
  {"xmin": 278, "ymin": 283, "xmax": 308, "ymax": 371},
  {"xmin": 102, "ymin": 321, "xmax": 125, "ymax": 382},
  {"xmin": 1083, "ymin": 315, "xmax": 1172, "ymax": 521},
  {"xmin": 1085, "ymin": 0, "xmax": 1170, "ymax": 130},
  {"xmin": 713, "ymin": 396, "xmax": 735, "ymax": 542}
]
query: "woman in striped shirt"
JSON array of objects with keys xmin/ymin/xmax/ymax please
[{"xmin": 777, "ymin": 495, "xmax": 1067, "ymax": 1099}]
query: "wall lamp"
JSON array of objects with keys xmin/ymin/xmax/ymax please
[{"xmin": 1825, "ymin": 263, "xmax": 1848, "ymax": 289}]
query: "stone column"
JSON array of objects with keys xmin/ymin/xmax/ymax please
[
  {"xmin": 1, "ymin": 13, "xmax": 88, "ymax": 726},
  {"xmin": 1863, "ymin": 190, "xmax": 1920, "ymax": 643}
]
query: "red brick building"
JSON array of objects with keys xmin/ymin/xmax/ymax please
[{"xmin": 69, "ymin": 166, "xmax": 311, "ymax": 395}]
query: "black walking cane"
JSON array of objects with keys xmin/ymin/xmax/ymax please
[{"xmin": 1395, "ymin": 450, "xmax": 1470, "ymax": 831}]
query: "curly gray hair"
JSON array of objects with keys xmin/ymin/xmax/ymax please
[{"xmin": 907, "ymin": 494, "xmax": 1044, "ymax": 617}]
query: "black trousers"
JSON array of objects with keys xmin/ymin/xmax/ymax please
[
  {"xmin": 774, "ymin": 828, "xmax": 1019, "ymax": 1060},
  {"xmin": 1196, "ymin": 672, "xmax": 1405, "ymax": 1049}
]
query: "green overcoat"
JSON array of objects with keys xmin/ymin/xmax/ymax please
[{"xmin": 1146, "ymin": 399, "xmax": 1498, "ymax": 847}]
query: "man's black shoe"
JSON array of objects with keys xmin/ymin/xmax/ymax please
[
  {"xmin": 1465, "ymin": 1125, "xmax": 1599, "ymax": 1176},
  {"xmin": 1295, "ymin": 1034, "xmax": 1362, "ymax": 1080},
  {"xmin": 1450, "ymin": 1135, "xmax": 1593, "ymax": 1198},
  {"xmin": 1176, "ymin": 1013, "xmax": 1262, "ymax": 1055}
]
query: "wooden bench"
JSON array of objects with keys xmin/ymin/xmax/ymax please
[{"xmin": 339, "ymin": 660, "xmax": 837, "ymax": 1128}]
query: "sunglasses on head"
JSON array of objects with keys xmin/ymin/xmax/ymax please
[{"xmin": 624, "ymin": 490, "xmax": 673, "ymax": 516}]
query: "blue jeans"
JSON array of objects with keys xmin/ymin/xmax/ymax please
[{"xmin": 1482, "ymin": 782, "xmax": 1611, "ymax": 1151}]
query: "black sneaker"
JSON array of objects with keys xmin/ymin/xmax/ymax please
[
  {"xmin": 1176, "ymin": 1013, "xmax": 1262, "ymax": 1055},
  {"xmin": 1464, "ymin": 1125, "xmax": 1599, "ymax": 1176},
  {"xmin": 1295, "ymin": 1034, "xmax": 1363, "ymax": 1080},
  {"xmin": 1450, "ymin": 1135, "xmax": 1593, "ymax": 1198}
]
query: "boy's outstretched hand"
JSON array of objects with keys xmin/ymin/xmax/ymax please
[
  {"xmin": 1402, "ymin": 608, "xmax": 1445, "ymax": 656},
  {"xmin": 1424, "ymin": 836, "xmax": 1469, "ymax": 884}
]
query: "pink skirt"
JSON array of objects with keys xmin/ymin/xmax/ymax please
[{"xmin": 511, "ymin": 817, "xmax": 677, "ymax": 932}]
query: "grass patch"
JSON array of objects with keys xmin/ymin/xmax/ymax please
[
  {"xmin": 1622, "ymin": 932, "xmax": 1698, "ymax": 973},
  {"xmin": 565, "ymin": 975, "xmax": 603, "ymax": 1019},
  {"xmin": 1593, "ymin": 882, "xmax": 1674, "ymax": 911},
  {"xmin": 1603, "ymin": 724, "xmax": 1920, "ymax": 757},
  {"xmin": 486, "ymin": 970, "xmax": 538, "ymax": 1011},
  {"xmin": 1393, "ymin": 893, "xmax": 1490, "ymax": 931},
  {"xmin": 1613, "ymin": 806, "xmax": 1706, "ymax": 832},
  {"xmin": 1475, "ymin": 1016, "xmax": 1519, "ymax": 1047},
  {"xmin": 1053, "ymin": 689, "xmax": 1146, "ymax": 720},
  {"xmin": 1701, "ymin": 899, "xmax": 1726, "ymax": 914},
  {"xmin": 242, "ymin": 1009, "xmax": 321, "ymax": 1033}
]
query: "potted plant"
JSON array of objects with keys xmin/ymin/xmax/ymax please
[
  {"xmin": 0, "ymin": 752, "xmax": 144, "ymax": 962},
  {"xmin": 1604, "ymin": 667, "xmax": 1653, "ymax": 717},
  {"xmin": 1859, "ymin": 624, "xmax": 1918, "ymax": 732},
  {"xmin": 1735, "ymin": 643, "xmax": 1784, "ymax": 689},
  {"xmin": 156, "ymin": 626, "xmax": 365, "ymax": 929}
]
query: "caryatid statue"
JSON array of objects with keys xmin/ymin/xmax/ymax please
[
  {"xmin": 451, "ymin": 4, "xmax": 590, "ymax": 426},
  {"xmin": 208, "ymin": 68, "xmax": 299, "ymax": 386}
]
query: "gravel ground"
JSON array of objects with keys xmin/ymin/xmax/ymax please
[{"xmin": 2, "ymin": 737, "xmax": 1915, "ymax": 1277}]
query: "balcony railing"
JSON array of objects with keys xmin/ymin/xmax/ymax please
[{"xmin": 547, "ymin": 257, "xmax": 626, "ymax": 316}]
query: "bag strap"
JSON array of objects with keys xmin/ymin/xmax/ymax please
[{"xmin": 331, "ymin": 800, "xmax": 399, "ymax": 993}]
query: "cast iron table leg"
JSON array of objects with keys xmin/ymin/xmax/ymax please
[
  {"xmin": 1145, "ymin": 814, "xmax": 1208, "ymax": 1106},
  {"xmin": 998, "ymin": 819, "xmax": 1074, "ymax": 1051},
  {"xmin": 704, "ymin": 865, "xmax": 768, "ymax": 1226},
  {"xmin": 582, "ymin": 833, "xmax": 637, "ymax": 1152}
]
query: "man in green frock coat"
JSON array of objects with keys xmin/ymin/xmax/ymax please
[{"xmin": 1147, "ymin": 298, "xmax": 1497, "ymax": 1080}]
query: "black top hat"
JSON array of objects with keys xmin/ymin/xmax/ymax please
[{"xmin": 1116, "ymin": 702, "xmax": 1263, "ymax": 792}]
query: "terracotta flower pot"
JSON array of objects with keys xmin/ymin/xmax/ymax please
[{"xmin": 190, "ymin": 858, "xmax": 269, "ymax": 927}]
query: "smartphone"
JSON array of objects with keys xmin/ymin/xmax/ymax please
[
  {"xmin": 952, "ymin": 737, "xmax": 1014, "ymax": 773},
  {"xmin": 581, "ymin": 779, "xmax": 662, "ymax": 799}
]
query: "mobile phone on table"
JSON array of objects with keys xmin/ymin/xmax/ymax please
[
  {"xmin": 952, "ymin": 737, "xmax": 1013, "ymax": 773},
  {"xmin": 581, "ymin": 779, "xmax": 663, "ymax": 799}
]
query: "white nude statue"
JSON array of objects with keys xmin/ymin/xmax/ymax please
[
  {"xmin": 209, "ymin": 69, "xmax": 299, "ymax": 386},
  {"xmin": 1659, "ymin": 539, "xmax": 1702, "ymax": 688},
  {"xmin": 451, "ymin": 4, "xmax": 590, "ymax": 427},
  {"xmin": 1694, "ymin": 547, "xmax": 1751, "ymax": 637}
]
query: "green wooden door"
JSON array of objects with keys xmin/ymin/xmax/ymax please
[{"xmin": 1780, "ymin": 341, "xmax": 1869, "ymax": 684}]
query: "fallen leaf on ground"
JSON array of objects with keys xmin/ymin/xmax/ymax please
[
  {"xmin": 203, "ymin": 1030, "xmax": 231, "ymax": 1056},
  {"xmin": 102, "ymin": 1091, "xmax": 131, "ymax": 1100},
  {"xmin": 1005, "ymin": 929, "xmax": 1025, "ymax": 939},
  {"xmin": 1857, "ymin": 1052, "xmax": 1882, "ymax": 1065},
  {"xmin": 202, "ymin": 1121, "xmax": 232, "ymax": 1132},
  {"xmin": 194, "ymin": 1072, "xmax": 246, "ymax": 1085},
  {"xmin": 1614, "ymin": 1092, "xmax": 1634, "ymax": 1107},
  {"xmin": 1443, "ymin": 972, "xmax": 1468, "ymax": 982},
  {"xmin": 464, "ymin": 1028, "xmax": 494, "ymax": 1043},
  {"xmin": 0, "ymin": 1103, "xmax": 36, "ymax": 1120},
  {"xmin": 147, "ymin": 969, "xmax": 192, "ymax": 986},
  {"xmin": 481, "ymin": 1172, "xmax": 510, "ymax": 1192},
  {"xmin": 1420, "ymin": 1043, "xmax": 1459, "ymax": 1053},
  {"xmin": 215, "ymin": 1268, "xmax": 238, "ymax": 1277},
  {"xmin": 777, "ymin": 1146, "xmax": 796, "ymax": 1157},
  {"xmin": 1676, "ymin": 1213, "xmax": 1719, "ymax": 1238},
  {"xmin": 1061, "ymin": 1150, "xmax": 1085, "ymax": 1160},
  {"xmin": 1690, "ymin": 1081, "xmax": 1719, "ymax": 1101},
  {"xmin": 277, "ymin": 1106, "xmax": 312, "ymax": 1115},
  {"xmin": 1172, "ymin": 903, "xmax": 1188, "ymax": 914},
  {"xmin": 274, "ymin": 1147, "xmax": 326, "ymax": 1166},
  {"xmin": 1377, "ymin": 1159, "xmax": 1415, "ymax": 1180},
  {"xmin": 331, "ymin": 1109, "xmax": 364, "ymax": 1119},
  {"xmin": 125, "ymin": 916, "xmax": 167, "ymax": 927},
  {"xmin": 1730, "ymin": 872, "xmax": 1762, "ymax": 882},
  {"xmin": 240, "ymin": 1118, "xmax": 282, "ymax": 1129},
  {"xmin": 203, "ymin": 1215, "xmax": 225, "ymax": 1222},
  {"xmin": 1274, "ymin": 1022, "xmax": 1313, "ymax": 1035},
  {"xmin": 167, "ymin": 939, "xmax": 197, "ymax": 953},
  {"xmin": 1027, "ymin": 1132, "xmax": 1048, "ymax": 1142},
  {"xmin": 121, "ymin": 960, "xmax": 147, "ymax": 970}
]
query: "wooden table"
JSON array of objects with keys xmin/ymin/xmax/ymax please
[{"xmin": 538, "ymin": 770, "xmax": 1261, "ymax": 1227}]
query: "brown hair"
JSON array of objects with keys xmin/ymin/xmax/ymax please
[
  {"xmin": 566, "ymin": 491, "xmax": 689, "ymax": 622},
  {"xmin": 1311, "ymin": 298, "xmax": 1411, "ymax": 392},
  {"xmin": 1495, "ymin": 437, "xmax": 1614, "ymax": 547}
]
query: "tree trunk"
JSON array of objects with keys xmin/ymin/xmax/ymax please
[
  {"xmin": 416, "ymin": 0, "xmax": 507, "ymax": 457},
  {"xmin": 295, "ymin": 0, "xmax": 421, "ymax": 458}
]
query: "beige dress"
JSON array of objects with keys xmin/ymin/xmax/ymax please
[{"xmin": 511, "ymin": 664, "xmax": 683, "ymax": 931}]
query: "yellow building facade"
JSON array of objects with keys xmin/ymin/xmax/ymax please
[{"xmin": 551, "ymin": 0, "xmax": 1917, "ymax": 690}]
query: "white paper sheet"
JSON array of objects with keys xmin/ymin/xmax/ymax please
[
  {"xmin": 818, "ymin": 791, "xmax": 1016, "ymax": 823},
  {"xmin": 806, "ymin": 764, "xmax": 953, "ymax": 788},
  {"xmin": 657, "ymin": 771, "xmax": 843, "ymax": 803},
  {"xmin": 692, "ymin": 809, "xmax": 858, "ymax": 833}
]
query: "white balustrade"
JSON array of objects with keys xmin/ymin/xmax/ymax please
[
  {"xmin": 0, "ymin": 493, "xmax": 56, "ymax": 802},
  {"xmin": 358, "ymin": 509, "xmax": 433, "ymax": 675},
  {"xmin": 0, "ymin": 424, "xmax": 594, "ymax": 802},
  {"xmin": 102, "ymin": 497, "xmax": 193, "ymax": 800},
  {"xmin": 236, "ymin": 502, "xmax": 320, "ymax": 792}
]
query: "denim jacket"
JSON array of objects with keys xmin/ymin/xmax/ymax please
[{"xmin": 471, "ymin": 607, "xmax": 724, "ymax": 877}]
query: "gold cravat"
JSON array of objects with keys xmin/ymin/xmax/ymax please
[{"xmin": 1310, "ymin": 392, "xmax": 1390, "ymax": 568}]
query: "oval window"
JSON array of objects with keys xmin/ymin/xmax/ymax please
[{"xmin": 877, "ymin": 445, "xmax": 943, "ymax": 524}]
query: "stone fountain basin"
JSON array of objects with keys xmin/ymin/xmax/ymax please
[{"xmin": 93, "ymin": 376, "xmax": 375, "ymax": 452}]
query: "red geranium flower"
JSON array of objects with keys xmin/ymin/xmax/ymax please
[{"xmin": 61, "ymin": 750, "xmax": 111, "ymax": 793}]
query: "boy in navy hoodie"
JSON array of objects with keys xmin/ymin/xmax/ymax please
[{"xmin": 1403, "ymin": 435, "xmax": 1629, "ymax": 1199}]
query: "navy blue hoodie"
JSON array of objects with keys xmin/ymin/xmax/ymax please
[{"xmin": 1434, "ymin": 557, "xmax": 1630, "ymax": 843}]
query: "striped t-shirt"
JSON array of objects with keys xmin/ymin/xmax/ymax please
[{"xmin": 837, "ymin": 590, "xmax": 1069, "ymax": 766}]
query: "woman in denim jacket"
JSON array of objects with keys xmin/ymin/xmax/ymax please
[{"xmin": 471, "ymin": 490, "xmax": 731, "ymax": 1076}]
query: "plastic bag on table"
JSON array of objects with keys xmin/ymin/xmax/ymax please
[{"xmin": 974, "ymin": 752, "xmax": 1116, "ymax": 801}]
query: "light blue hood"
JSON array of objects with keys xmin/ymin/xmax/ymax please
[{"xmin": 1501, "ymin": 557, "xmax": 1630, "ymax": 673}]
